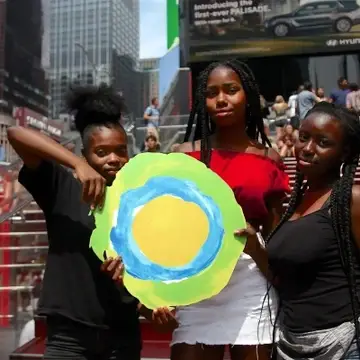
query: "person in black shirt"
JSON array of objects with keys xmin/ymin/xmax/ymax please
[
  {"xmin": 7, "ymin": 84, "xmax": 177, "ymax": 359},
  {"xmin": 239, "ymin": 102, "xmax": 360, "ymax": 359}
]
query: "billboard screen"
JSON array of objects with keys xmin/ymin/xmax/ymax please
[
  {"xmin": 187, "ymin": 0, "xmax": 360, "ymax": 61},
  {"xmin": 167, "ymin": 0, "xmax": 180, "ymax": 49},
  {"xmin": 159, "ymin": 45, "xmax": 180, "ymax": 104}
]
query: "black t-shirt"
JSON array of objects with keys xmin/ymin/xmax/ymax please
[{"xmin": 19, "ymin": 160, "xmax": 140, "ymax": 343}]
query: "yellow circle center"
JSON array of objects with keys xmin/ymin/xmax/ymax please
[{"xmin": 132, "ymin": 195, "xmax": 209, "ymax": 267}]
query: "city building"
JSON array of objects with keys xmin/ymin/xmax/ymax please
[
  {"xmin": 49, "ymin": 0, "xmax": 140, "ymax": 118},
  {"xmin": 139, "ymin": 57, "xmax": 159, "ymax": 71},
  {"xmin": 0, "ymin": 0, "xmax": 49, "ymax": 121},
  {"xmin": 139, "ymin": 58, "xmax": 159, "ymax": 102}
]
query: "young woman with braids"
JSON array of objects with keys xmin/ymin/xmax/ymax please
[
  {"xmin": 243, "ymin": 101, "xmax": 360, "ymax": 359},
  {"xmin": 170, "ymin": 60, "xmax": 289, "ymax": 360}
]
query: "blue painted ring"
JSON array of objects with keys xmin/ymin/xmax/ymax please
[{"xmin": 110, "ymin": 176, "xmax": 224, "ymax": 281}]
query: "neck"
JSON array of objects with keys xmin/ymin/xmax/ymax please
[
  {"xmin": 212, "ymin": 122, "xmax": 250, "ymax": 150},
  {"xmin": 306, "ymin": 173, "xmax": 339, "ymax": 191}
]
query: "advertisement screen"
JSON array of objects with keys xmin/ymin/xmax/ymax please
[
  {"xmin": 187, "ymin": 0, "xmax": 360, "ymax": 61},
  {"xmin": 167, "ymin": 0, "xmax": 180, "ymax": 49},
  {"xmin": 159, "ymin": 45, "xmax": 180, "ymax": 104}
]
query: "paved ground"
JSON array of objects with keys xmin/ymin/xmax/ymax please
[{"xmin": 0, "ymin": 328, "xmax": 18, "ymax": 359}]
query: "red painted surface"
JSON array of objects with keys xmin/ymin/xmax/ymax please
[
  {"xmin": 12, "ymin": 317, "xmax": 172, "ymax": 359},
  {"xmin": 0, "ymin": 219, "xmax": 10, "ymax": 327}
]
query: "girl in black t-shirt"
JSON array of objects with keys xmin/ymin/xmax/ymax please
[{"xmin": 8, "ymin": 84, "xmax": 176, "ymax": 360}]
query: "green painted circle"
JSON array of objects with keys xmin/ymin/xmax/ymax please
[{"xmin": 90, "ymin": 152, "xmax": 246, "ymax": 309}]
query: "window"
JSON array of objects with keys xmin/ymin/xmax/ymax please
[{"xmin": 295, "ymin": 5, "xmax": 315, "ymax": 16}]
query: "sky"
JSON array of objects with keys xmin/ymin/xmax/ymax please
[{"xmin": 139, "ymin": 0, "xmax": 167, "ymax": 59}]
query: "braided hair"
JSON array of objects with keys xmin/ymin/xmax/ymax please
[
  {"xmin": 266, "ymin": 102, "xmax": 360, "ymax": 354},
  {"xmin": 66, "ymin": 84, "xmax": 125, "ymax": 149},
  {"xmin": 184, "ymin": 59, "xmax": 271, "ymax": 166}
]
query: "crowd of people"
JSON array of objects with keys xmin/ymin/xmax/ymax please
[
  {"xmin": 260, "ymin": 76, "xmax": 360, "ymax": 161},
  {"xmin": 6, "ymin": 60, "xmax": 360, "ymax": 360}
]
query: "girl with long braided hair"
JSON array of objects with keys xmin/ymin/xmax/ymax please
[
  {"xmin": 243, "ymin": 102, "xmax": 360, "ymax": 359},
  {"xmin": 170, "ymin": 60, "xmax": 289, "ymax": 360}
]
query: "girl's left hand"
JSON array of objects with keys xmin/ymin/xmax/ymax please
[
  {"xmin": 100, "ymin": 256, "xmax": 124, "ymax": 285},
  {"xmin": 234, "ymin": 223, "xmax": 260, "ymax": 256}
]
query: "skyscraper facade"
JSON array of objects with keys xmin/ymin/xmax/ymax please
[
  {"xmin": 49, "ymin": 0, "xmax": 140, "ymax": 118},
  {"xmin": 139, "ymin": 58, "xmax": 159, "ymax": 104},
  {"xmin": 0, "ymin": 0, "xmax": 49, "ymax": 118}
]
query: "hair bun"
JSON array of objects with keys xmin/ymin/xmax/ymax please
[{"xmin": 66, "ymin": 84, "xmax": 125, "ymax": 134}]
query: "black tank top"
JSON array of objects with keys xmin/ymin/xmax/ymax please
[{"xmin": 267, "ymin": 200, "xmax": 360, "ymax": 333}]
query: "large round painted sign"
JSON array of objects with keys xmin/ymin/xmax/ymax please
[{"xmin": 90, "ymin": 152, "xmax": 246, "ymax": 309}]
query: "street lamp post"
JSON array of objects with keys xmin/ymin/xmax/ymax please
[
  {"xmin": 75, "ymin": 43, "xmax": 113, "ymax": 86},
  {"xmin": 74, "ymin": 43, "xmax": 101, "ymax": 85}
]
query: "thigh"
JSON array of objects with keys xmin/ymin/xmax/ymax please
[
  {"xmin": 104, "ymin": 345, "xmax": 141, "ymax": 360},
  {"xmin": 171, "ymin": 343, "xmax": 225, "ymax": 360},
  {"xmin": 344, "ymin": 343, "xmax": 360, "ymax": 360},
  {"xmin": 44, "ymin": 317, "xmax": 96, "ymax": 360},
  {"xmin": 230, "ymin": 344, "xmax": 271, "ymax": 360},
  {"xmin": 44, "ymin": 331, "xmax": 89, "ymax": 359}
]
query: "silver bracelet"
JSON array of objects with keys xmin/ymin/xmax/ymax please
[{"xmin": 256, "ymin": 232, "xmax": 266, "ymax": 249}]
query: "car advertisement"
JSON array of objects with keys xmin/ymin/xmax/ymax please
[{"xmin": 187, "ymin": 0, "xmax": 360, "ymax": 61}]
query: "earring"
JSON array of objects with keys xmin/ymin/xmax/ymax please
[{"xmin": 340, "ymin": 163, "xmax": 344, "ymax": 178}]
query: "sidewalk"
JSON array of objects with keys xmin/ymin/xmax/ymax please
[{"xmin": 0, "ymin": 328, "xmax": 17, "ymax": 359}]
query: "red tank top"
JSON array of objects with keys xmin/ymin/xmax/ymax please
[{"xmin": 186, "ymin": 150, "xmax": 290, "ymax": 222}]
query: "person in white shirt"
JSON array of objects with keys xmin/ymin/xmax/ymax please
[{"xmin": 18, "ymin": 319, "xmax": 35, "ymax": 347}]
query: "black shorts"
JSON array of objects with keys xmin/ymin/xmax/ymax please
[
  {"xmin": 275, "ymin": 119, "xmax": 287, "ymax": 127},
  {"xmin": 290, "ymin": 116, "xmax": 300, "ymax": 130}
]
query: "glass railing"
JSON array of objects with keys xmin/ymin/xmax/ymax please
[
  {"xmin": 134, "ymin": 114, "xmax": 190, "ymax": 152},
  {"xmin": 132, "ymin": 113, "xmax": 279, "ymax": 153}
]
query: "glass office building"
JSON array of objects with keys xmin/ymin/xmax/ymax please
[
  {"xmin": 49, "ymin": 0, "xmax": 140, "ymax": 118},
  {"xmin": 0, "ymin": 0, "xmax": 49, "ymax": 117}
]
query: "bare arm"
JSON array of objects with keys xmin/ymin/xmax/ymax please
[
  {"xmin": 351, "ymin": 185, "xmax": 360, "ymax": 248},
  {"xmin": 7, "ymin": 126, "xmax": 84, "ymax": 171},
  {"xmin": 346, "ymin": 94, "xmax": 352, "ymax": 109},
  {"xmin": 8, "ymin": 127, "xmax": 106, "ymax": 208},
  {"xmin": 143, "ymin": 107, "xmax": 153, "ymax": 122},
  {"xmin": 172, "ymin": 141, "xmax": 199, "ymax": 153},
  {"xmin": 246, "ymin": 148, "xmax": 285, "ymax": 280}
]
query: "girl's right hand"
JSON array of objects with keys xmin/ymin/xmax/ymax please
[
  {"xmin": 234, "ymin": 223, "xmax": 259, "ymax": 257},
  {"xmin": 100, "ymin": 256, "xmax": 124, "ymax": 285},
  {"xmin": 74, "ymin": 161, "xmax": 106, "ymax": 210}
]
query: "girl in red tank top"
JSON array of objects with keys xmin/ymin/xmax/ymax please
[{"xmin": 170, "ymin": 60, "xmax": 289, "ymax": 360}]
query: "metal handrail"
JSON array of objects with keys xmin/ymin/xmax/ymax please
[
  {"xmin": 0, "ymin": 286, "xmax": 34, "ymax": 291},
  {"xmin": 0, "ymin": 132, "xmax": 81, "ymax": 225},
  {"xmin": 0, "ymin": 263, "xmax": 45, "ymax": 268},
  {"xmin": 0, "ymin": 246, "xmax": 48, "ymax": 250},
  {"xmin": 0, "ymin": 192, "xmax": 33, "ymax": 224},
  {"xmin": 0, "ymin": 232, "xmax": 47, "ymax": 236}
]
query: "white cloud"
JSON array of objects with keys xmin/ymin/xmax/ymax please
[{"xmin": 139, "ymin": 0, "xmax": 167, "ymax": 59}]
